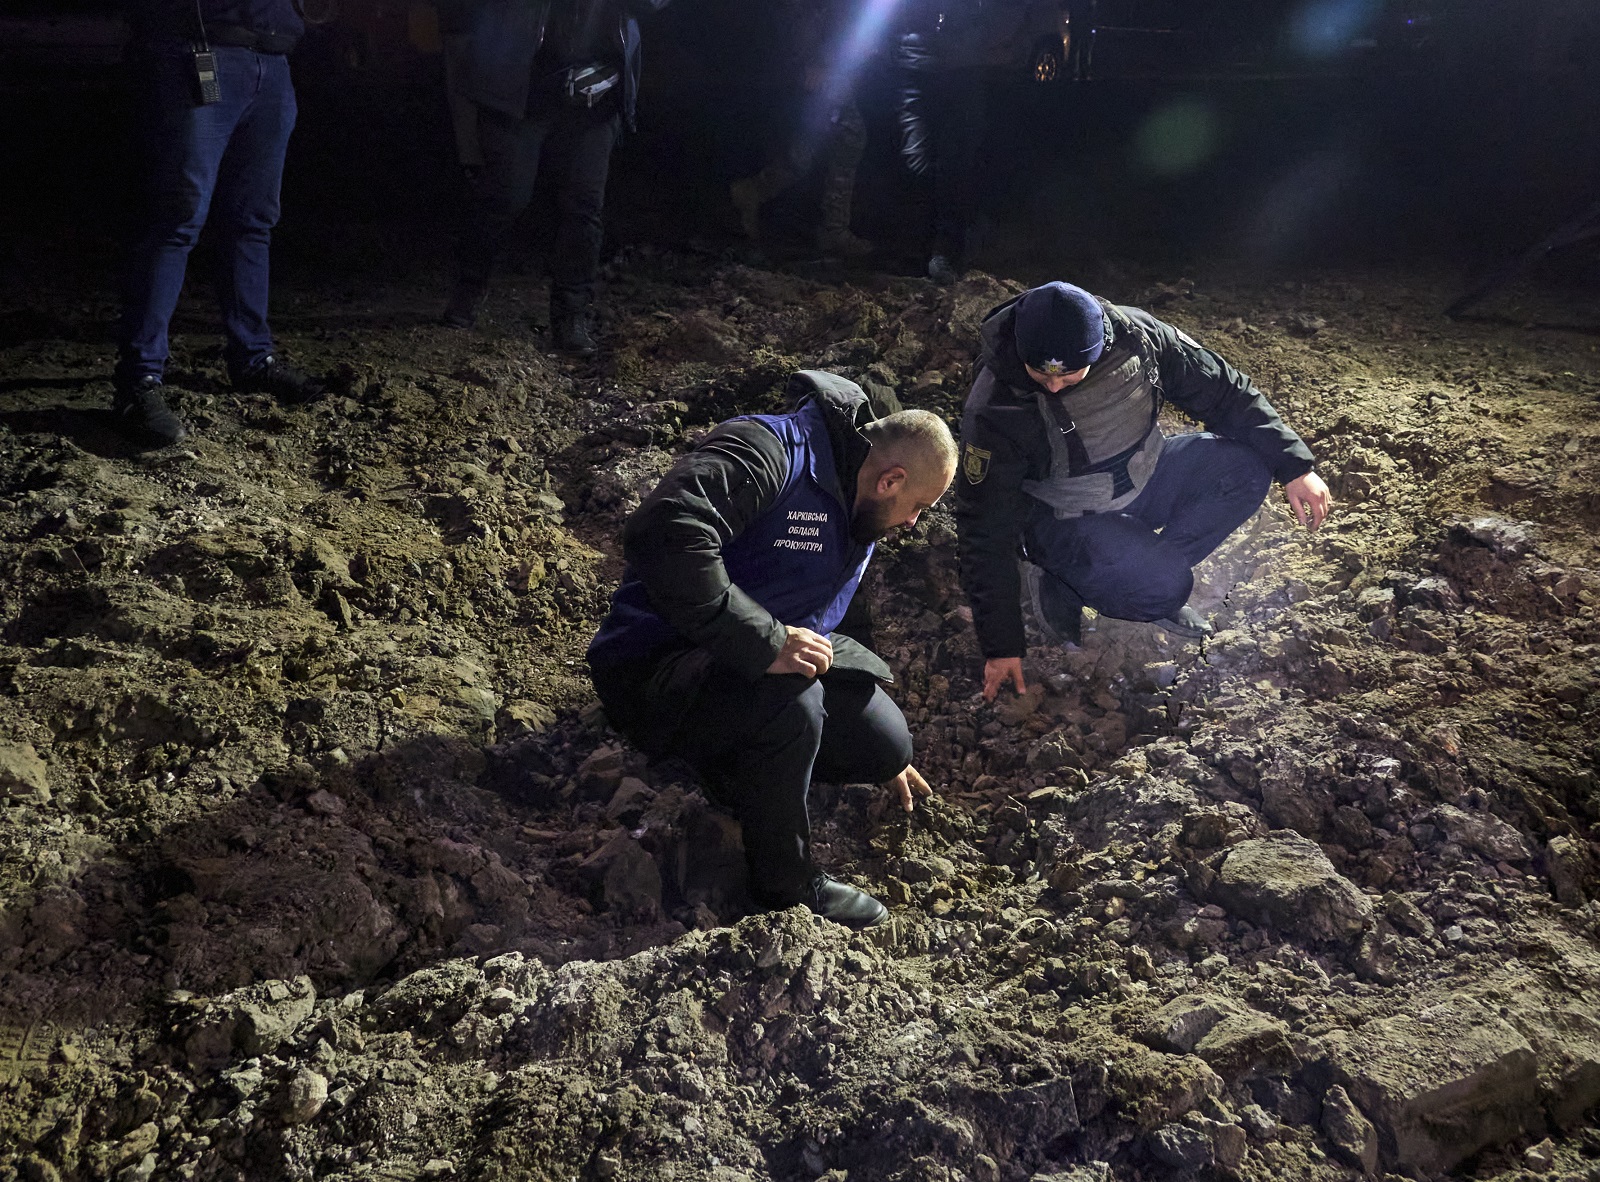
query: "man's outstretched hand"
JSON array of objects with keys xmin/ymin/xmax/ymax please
[
  {"xmin": 983, "ymin": 657, "xmax": 1026, "ymax": 701},
  {"xmin": 885, "ymin": 764, "xmax": 933, "ymax": 812},
  {"xmin": 767, "ymin": 626, "xmax": 833, "ymax": 677},
  {"xmin": 1284, "ymin": 471, "xmax": 1333, "ymax": 530}
]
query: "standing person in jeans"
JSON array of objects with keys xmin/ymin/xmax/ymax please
[
  {"xmin": 587, "ymin": 371, "xmax": 957, "ymax": 927},
  {"xmin": 441, "ymin": 0, "xmax": 671, "ymax": 357},
  {"xmin": 117, "ymin": 0, "xmax": 325, "ymax": 448},
  {"xmin": 955, "ymin": 282, "xmax": 1334, "ymax": 701}
]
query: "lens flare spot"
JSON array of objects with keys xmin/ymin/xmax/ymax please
[{"xmin": 1135, "ymin": 98, "xmax": 1221, "ymax": 177}]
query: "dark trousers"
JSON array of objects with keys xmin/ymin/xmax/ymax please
[
  {"xmin": 1025, "ymin": 432, "xmax": 1273, "ymax": 622},
  {"xmin": 117, "ymin": 45, "xmax": 297, "ymax": 383},
  {"xmin": 598, "ymin": 666, "xmax": 912, "ymax": 903},
  {"xmin": 458, "ymin": 101, "xmax": 620, "ymax": 320},
  {"xmin": 898, "ymin": 67, "xmax": 986, "ymax": 260}
]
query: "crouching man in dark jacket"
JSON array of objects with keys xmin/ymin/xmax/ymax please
[
  {"xmin": 442, "ymin": 0, "xmax": 670, "ymax": 355},
  {"xmin": 587, "ymin": 373, "xmax": 958, "ymax": 927},
  {"xmin": 957, "ymin": 282, "xmax": 1333, "ymax": 701}
]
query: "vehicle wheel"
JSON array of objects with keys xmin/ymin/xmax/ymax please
[{"xmin": 1031, "ymin": 39, "xmax": 1063, "ymax": 83}]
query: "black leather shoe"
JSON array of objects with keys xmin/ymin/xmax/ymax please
[
  {"xmin": 112, "ymin": 375, "xmax": 188, "ymax": 448},
  {"xmin": 233, "ymin": 355, "xmax": 325, "ymax": 404},
  {"xmin": 553, "ymin": 316, "xmax": 598, "ymax": 357},
  {"xmin": 1024, "ymin": 563, "xmax": 1082, "ymax": 647},
  {"xmin": 1154, "ymin": 604, "xmax": 1214, "ymax": 639},
  {"xmin": 807, "ymin": 874, "xmax": 888, "ymax": 928},
  {"xmin": 441, "ymin": 281, "xmax": 486, "ymax": 329}
]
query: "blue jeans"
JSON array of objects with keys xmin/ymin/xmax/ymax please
[
  {"xmin": 117, "ymin": 45, "xmax": 297, "ymax": 383},
  {"xmin": 1025, "ymin": 432, "xmax": 1273, "ymax": 622}
]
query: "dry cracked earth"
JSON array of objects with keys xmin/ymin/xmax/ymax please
[{"xmin": 0, "ymin": 254, "xmax": 1598, "ymax": 1182}]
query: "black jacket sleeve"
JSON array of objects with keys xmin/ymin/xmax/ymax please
[
  {"xmin": 1131, "ymin": 307, "xmax": 1316, "ymax": 484},
  {"xmin": 955, "ymin": 371, "xmax": 1034, "ymax": 660},
  {"xmin": 619, "ymin": 421, "xmax": 791, "ymax": 680}
]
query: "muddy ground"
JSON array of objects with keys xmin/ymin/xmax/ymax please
[{"xmin": 1, "ymin": 232, "xmax": 1599, "ymax": 1182}]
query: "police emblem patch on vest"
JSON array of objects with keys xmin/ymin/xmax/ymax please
[{"xmin": 963, "ymin": 442, "xmax": 991, "ymax": 484}]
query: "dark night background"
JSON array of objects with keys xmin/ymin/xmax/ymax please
[{"xmin": 2, "ymin": 0, "xmax": 1599, "ymax": 314}]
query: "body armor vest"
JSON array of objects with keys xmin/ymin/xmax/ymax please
[{"xmin": 1019, "ymin": 309, "xmax": 1164, "ymax": 519}]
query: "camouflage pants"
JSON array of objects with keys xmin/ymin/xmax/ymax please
[{"xmin": 742, "ymin": 99, "xmax": 867, "ymax": 233}]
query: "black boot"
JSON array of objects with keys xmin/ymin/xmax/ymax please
[
  {"xmin": 552, "ymin": 314, "xmax": 598, "ymax": 358},
  {"xmin": 1023, "ymin": 563, "xmax": 1083, "ymax": 647},
  {"xmin": 233, "ymin": 355, "xmax": 325, "ymax": 404},
  {"xmin": 112, "ymin": 375, "xmax": 188, "ymax": 448},
  {"xmin": 806, "ymin": 874, "xmax": 888, "ymax": 928}
]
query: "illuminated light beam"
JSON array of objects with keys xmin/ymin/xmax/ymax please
[{"xmin": 795, "ymin": 0, "xmax": 910, "ymax": 165}]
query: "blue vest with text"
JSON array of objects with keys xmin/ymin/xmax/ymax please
[{"xmin": 587, "ymin": 398, "xmax": 872, "ymax": 669}]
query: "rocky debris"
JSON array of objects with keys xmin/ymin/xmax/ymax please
[
  {"xmin": 1208, "ymin": 832, "xmax": 1374, "ymax": 944},
  {"xmin": 1320, "ymin": 1084, "xmax": 1379, "ymax": 1174},
  {"xmin": 0, "ymin": 741, "xmax": 51, "ymax": 803},
  {"xmin": 177, "ymin": 976, "xmax": 318, "ymax": 1068},
  {"xmin": 1546, "ymin": 834, "xmax": 1595, "ymax": 906},
  {"xmin": 2, "ymin": 263, "xmax": 1600, "ymax": 1182},
  {"xmin": 1321, "ymin": 996, "xmax": 1541, "ymax": 1173}
]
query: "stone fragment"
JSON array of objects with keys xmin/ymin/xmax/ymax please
[
  {"xmin": 182, "ymin": 976, "xmax": 317, "ymax": 1069},
  {"xmin": 1381, "ymin": 892, "xmax": 1434, "ymax": 938},
  {"xmin": 1211, "ymin": 1123, "xmax": 1247, "ymax": 1171},
  {"xmin": 1238, "ymin": 1103, "xmax": 1276, "ymax": 1140},
  {"xmin": 576, "ymin": 745, "xmax": 628, "ymax": 800},
  {"xmin": 279, "ymin": 1068, "xmax": 328, "ymax": 1124},
  {"xmin": 604, "ymin": 776, "xmax": 655, "ymax": 825},
  {"xmin": 1027, "ymin": 729, "xmax": 1084, "ymax": 771},
  {"xmin": 1500, "ymin": 997, "xmax": 1600, "ymax": 1129},
  {"xmin": 1451, "ymin": 515, "xmax": 1537, "ymax": 558},
  {"xmin": 1211, "ymin": 832, "xmax": 1373, "ymax": 943},
  {"xmin": 1321, "ymin": 998, "xmax": 1539, "ymax": 1173},
  {"xmin": 1545, "ymin": 835, "xmax": 1593, "ymax": 906},
  {"xmin": 580, "ymin": 832, "xmax": 661, "ymax": 918},
  {"xmin": 1195, "ymin": 1012, "xmax": 1299, "ymax": 1078},
  {"xmin": 1143, "ymin": 995, "xmax": 1235, "ymax": 1055},
  {"xmin": 498, "ymin": 699, "xmax": 556, "ymax": 738},
  {"xmin": 1524, "ymin": 1139, "xmax": 1556, "ymax": 1170},
  {"xmin": 1321, "ymin": 1085, "xmax": 1378, "ymax": 1174},
  {"xmin": 0, "ymin": 741, "xmax": 51, "ymax": 803},
  {"xmin": 898, "ymin": 855, "xmax": 957, "ymax": 883},
  {"xmin": 1030, "ymin": 1168, "xmax": 1110, "ymax": 1182},
  {"xmin": 306, "ymin": 789, "xmax": 345, "ymax": 816},
  {"xmin": 1147, "ymin": 1122, "xmax": 1213, "ymax": 1170},
  {"xmin": 1431, "ymin": 805, "xmax": 1530, "ymax": 862}
]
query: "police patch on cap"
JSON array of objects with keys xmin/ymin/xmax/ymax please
[{"xmin": 962, "ymin": 442, "xmax": 991, "ymax": 484}]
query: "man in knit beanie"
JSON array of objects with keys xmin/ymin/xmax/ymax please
[{"xmin": 955, "ymin": 281, "xmax": 1332, "ymax": 701}]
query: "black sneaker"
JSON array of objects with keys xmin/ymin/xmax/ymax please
[
  {"xmin": 807, "ymin": 874, "xmax": 888, "ymax": 928},
  {"xmin": 927, "ymin": 254, "xmax": 958, "ymax": 285},
  {"xmin": 441, "ymin": 281, "xmax": 486, "ymax": 330},
  {"xmin": 1023, "ymin": 563, "xmax": 1083, "ymax": 647},
  {"xmin": 553, "ymin": 316, "xmax": 598, "ymax": 358},
  {"xmin": 233, "ymin": 355, "xmax": 325, "ymax": 404},
  {"xmin": 112, "ymin": 375, "xmax": 188, "ymax": 448},
  {"xmin": 1153, "ymin": 604, "xmax": 1214, "ymax": 639}
]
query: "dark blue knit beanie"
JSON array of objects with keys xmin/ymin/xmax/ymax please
[{"xmin": 1014, "ymin": 282, "xmax": 1104, "ymax": 374}]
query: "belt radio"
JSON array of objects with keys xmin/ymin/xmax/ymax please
[{"xmin": 191, "ymin": 0, "xmax": 222, "ymax": 104}]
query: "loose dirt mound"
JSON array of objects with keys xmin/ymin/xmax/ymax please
[{"xmin": 1, "ymin": 260, "xmax": 1597, "ymax": 1181}]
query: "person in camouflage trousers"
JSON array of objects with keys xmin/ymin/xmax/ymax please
[{"xmin": 730, "ymin": 0, "xmax": 875, "ymax": 258}]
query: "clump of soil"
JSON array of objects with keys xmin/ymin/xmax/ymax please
[{"xmin": 1, "ymin": 256, "xmax": 1598, "ymax": 1182}]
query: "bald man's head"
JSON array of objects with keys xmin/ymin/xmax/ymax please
[{"xmin": 852, "ymin": 409, "xmax": 958, "ymax": 543}]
